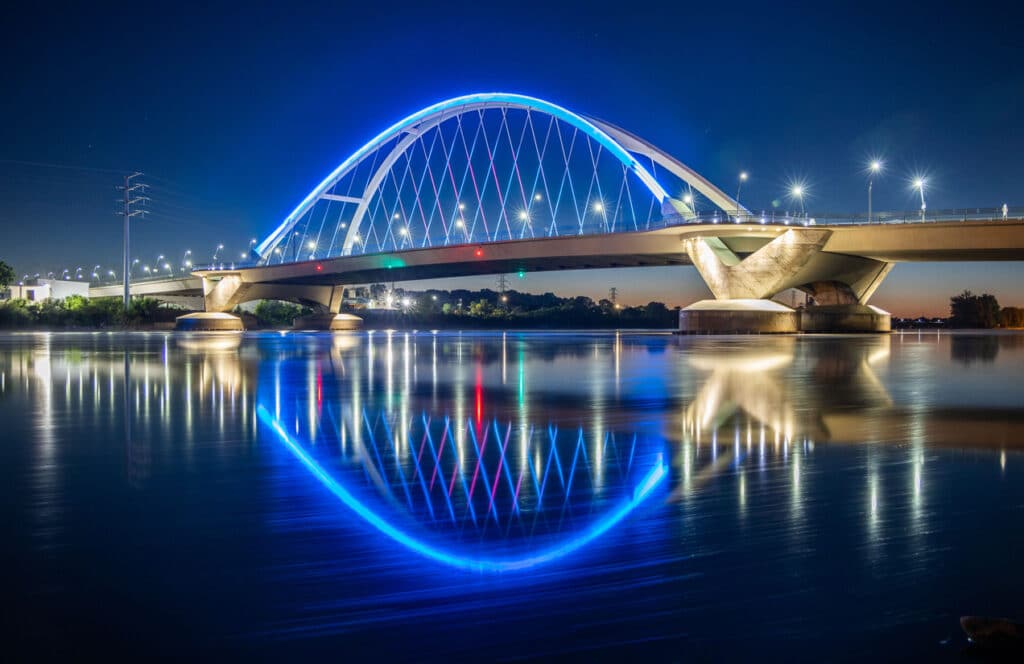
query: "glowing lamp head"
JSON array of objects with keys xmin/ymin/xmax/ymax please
[
  {"xmin": 791, "ymin": 185, "xmax": 803, "ymax": 198},
  {"xmin": 914, "ymin": 177, "xmax": 926, "ymax": 190},
  {"xmin": 592, "ymin": 201, "xmax": 604, "ymax": 213},
  {"xmin": 682, "ymin": 194, "xmax": 694, "ymax": 205},
  {"xmin": 474, "ymin": 248, "xmax": 483, "ymax": 257},
  {"xmin": 399, "ymin": 227, "xmax": 409, "ymax": 236},
  {"xmin": 518, "ymin": 210, "xmax": 528, "ymax": 221},
  {"xmin": 870, "ymin": 160, "xmax": 882, "ymax": 173},
  {"xmin": 534, "ymin": 193, "xmax": 542, "ymax": 201},
  {"xmin": 739, "ymin": 171, "xmax": 748, "ymax": 181},
  {"xmin": 454, "ymin": 219, "xmax": 464, "ymax": 228}
]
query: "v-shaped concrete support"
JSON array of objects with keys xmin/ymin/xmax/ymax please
[{"xmin": 683, "ymin": 229, "xmax": 833, "ymax": 300}]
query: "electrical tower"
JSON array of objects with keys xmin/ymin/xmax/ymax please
[
  {"xmin": 119, "ymin": 172, "xmax": 148, "ymax": 312},
  {"xmin": 497, "ymin": 273, "xmax": 509, "ymax": 306}
]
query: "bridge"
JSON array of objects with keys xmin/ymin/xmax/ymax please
[{"xmin": 88, "ymin": 92, "xmax": 1024, "ymax": 332}]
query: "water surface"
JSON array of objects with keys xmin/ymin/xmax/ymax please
[{"xmin": 2, "ymin": 330, "xmax": 1023, "ymax": 660}]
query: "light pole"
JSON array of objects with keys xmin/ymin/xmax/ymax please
[
  {"xmin": 735, "ymin": 172, "xmax": 748, "ymax": 220},
  {"xmin": 213, "ymin": 243, "xmax": 224, "ymax": 267},
  {"xmin": 791, "ymin": 185, "xmax": 805, "ymax": 215},
  {"xmin": 868, "ymin": 160, "xmax": 882, "ymax": 222},
  {"xmin": 914, "ymin": 178, "xmax": 927, "ymax": 221}
]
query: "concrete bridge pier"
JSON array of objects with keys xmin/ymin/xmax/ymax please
[
  {"xmin": 678, "ymin": 228, "xmax": 892, "ymax": 334},
  {"xmin": 175, "ymin": 275, "xmax": 363, "ymax": 331}
]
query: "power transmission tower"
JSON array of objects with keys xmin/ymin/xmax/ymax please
[
  {"xmin": 497, "ymin": 273, "xmax": 509, "ymax": 306},
  {"xmin": 119, "ymin": 172, "xmax": 148, "ymax": 312}
]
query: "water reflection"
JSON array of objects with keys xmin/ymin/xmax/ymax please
[{"xmin": 4, "ymin": 331, "xmax": 1024, "ymax": 655}]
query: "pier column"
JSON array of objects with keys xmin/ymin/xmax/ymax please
[{"xmin": 678, "ymin": 228, "xmax": 892, "ymax": 333}]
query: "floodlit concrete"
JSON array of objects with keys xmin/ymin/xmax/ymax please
[
  {"xmin": 174, "ymin": 312, "xmax": 245, "ymax": 331},
  {"xmin": 799, "ymin": 304, "xmax": 891, "ymax": 333},
  {"xmin": 677, "ymin": 299, "xmax": 799, "ymax": 334},
  {"xmin": 292, "ymin": 312, "xmax": 364, "ymax": 331}
]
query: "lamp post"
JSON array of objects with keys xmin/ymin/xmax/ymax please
[
  {"xmin": 791, "ymin": 185, "xmax": 805, "ymax": 216},
  {"xmin": 735, "ymin": 171, "xmax": 748, "ymax": 220},
  {"xmin": 914, "ymin": 178, "xmax": 927, "ymax": 221},
  {"xmin": 868, "ymin": 161, "xmax": 882, "ymax": 222}
]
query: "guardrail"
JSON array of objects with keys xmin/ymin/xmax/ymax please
[{"xmin": 672, "ymin": 207, "xmax": 1023, "ymax": 227}]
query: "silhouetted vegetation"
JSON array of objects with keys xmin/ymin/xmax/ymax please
[
  {"xmin": 357, "ymin": 287, "xmax": 679, "ymax": 329},
  {"xmin": 0, "ymin": 260, "xmax": 14, "ymax": 290},
  {"xmin": 949, "ymin": 290, "xmax": 1001, "ymax": 328},
  {"xmin": 250, "ymin": 300, "xmax": 311, "ymax": 327},
  {"xmin": 1001, "ymin": 306, "xmax": 1024, "ymax": 328},
  {"xmin": 0, "ymin": 297, "xmax": 177, "ymax": 329}
]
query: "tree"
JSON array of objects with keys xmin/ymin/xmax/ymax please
[
  {"xmin": 1001, "ymin": 306, "xmax": 1024, "ymax": 328},
  {"xmin": 0, "ymin": 260, "xmax": 14, "ymax": 290},
  {"xmin": 949, "ymin": 290, "xmax": 1001, "ymax": 328}
]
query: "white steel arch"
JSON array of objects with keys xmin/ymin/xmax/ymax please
[{"xmin": 255, "ymin": 93, "xmax": 742, "ymax": 261}]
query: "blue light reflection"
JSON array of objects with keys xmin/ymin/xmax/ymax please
[{"xmin": 257, "ymin": 404, "xmax": 667, "ymax": 573}]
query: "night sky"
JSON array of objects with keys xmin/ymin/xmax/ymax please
[{"xmin": 2, "ymin": 1, "xmax": 1022, "ymax": 316}]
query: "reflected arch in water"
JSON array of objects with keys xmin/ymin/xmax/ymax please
[{"xmin": 257, "ymin": 405, "xmax": 667, "ymax": 572}]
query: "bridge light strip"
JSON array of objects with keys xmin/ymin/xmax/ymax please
[
  {"xmin": 256, "ymin": 93, "xmax": 670, "ymax": 257},
  {"xmin": 257, "ymin": 404, "xmax": 667, "ymax": 572}
]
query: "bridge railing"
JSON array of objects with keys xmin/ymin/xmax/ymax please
[{"xmin": 675, "ymin": 206, "xmax": 1022, "ymax": 227}]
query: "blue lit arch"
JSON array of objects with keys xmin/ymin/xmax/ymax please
[{"xmin": 255, "ymin": 93, "xmax": 695, "ymax": 263}]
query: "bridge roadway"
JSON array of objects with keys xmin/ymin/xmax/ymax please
[
  {"xmin": 90, "ymin": 217, "xmax": 1024, "ymax": 331},
  {"xmin": 202, "ymin": 218, "xmax": 1024, "ymax": 287}
]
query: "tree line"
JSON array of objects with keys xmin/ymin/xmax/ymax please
[{"xmin": 949, "ymin": 290, "xmax": 1024, "ymax": 328}]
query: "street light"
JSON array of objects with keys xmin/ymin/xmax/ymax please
[
  {"xmin": 735, "ymin": 171, "xmax": 748, "ymax": 220},
  {"xmin": 790, "ymin": 185, "xmax": 805, "ymax": 215},
  {"xmin": 913, "ymin": 177, "xmax": 927, "ymax": 220},
  {"xmin": 868, "ymin": 160, "xmax": 882, "ymax": 222}
]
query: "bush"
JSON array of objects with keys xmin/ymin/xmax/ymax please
[{"xmin": 254, "ymin": 300, "xmax": 305, "ymax": 327}]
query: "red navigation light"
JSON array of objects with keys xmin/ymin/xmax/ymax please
[
  {"xmin": 474, "ymin": 248, "xmax": 483, "ymax": 257},
  {"xmin": 316, "ymin": 264, "xmax": 323, "ymax": 271}
]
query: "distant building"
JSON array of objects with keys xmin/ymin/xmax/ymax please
[{"xmin": 2, "ymin": 278, "xmax": 90, "ymax": 302}]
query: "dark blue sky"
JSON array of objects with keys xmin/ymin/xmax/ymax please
[{"xmin": 2, "ymin": 1, "xmax": 1022, "ymax": 314}]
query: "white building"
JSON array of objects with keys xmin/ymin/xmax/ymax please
[{"xmin": 4, "ymin": 278, "xmax": 90, "ymax": 302}]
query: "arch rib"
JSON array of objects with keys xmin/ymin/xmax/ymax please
[
  {"xmin": 587, "ymin": 117, "xmax": 746, "ymax": 217},
  {"xmin": 255, "ymin": 93, "xmax": 671, "ymax": 260}
]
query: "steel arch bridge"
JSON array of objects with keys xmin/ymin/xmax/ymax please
[
  {"xmin": 161, "ymin": 91, "xmax": 1024, "ymax": 329},
  {"xmin": 254, "ymin": 93, "xmax": 742, "ymax": 265}
]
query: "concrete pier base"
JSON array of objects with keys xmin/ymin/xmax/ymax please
[
  {"xmin": 174, "ymin": 312, "xmax": 245, "ymax": 331},
  {"xmin": 677, "ymin": 299, "xmax": 799, "ymax": 334},
  {"xmin": 292, "ymin": 313, "xmax": 364, "ymax": 331},
  {"xmin": 799, "ymin": 304, "xmax": 891, "ymax": 333}
]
